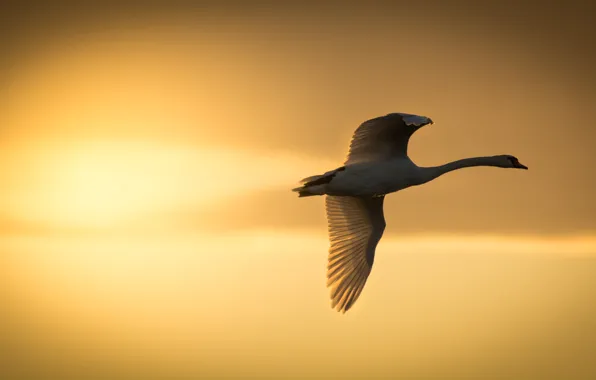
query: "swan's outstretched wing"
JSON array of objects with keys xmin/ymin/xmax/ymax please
[
  {"xmin": 345, "ymin": 113, "xmax": 432, "ymax": 165},
  {"xmin": 325, "ymin": 195, "xmax": 386, "ymax": 313}
]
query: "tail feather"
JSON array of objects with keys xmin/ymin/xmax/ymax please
[
  {"xmin": 292, "ymin": 185, "xmax": 322, "ymax": 197},
  {"xmin": 293, "ymin": 167, "xmax": 345, "ymax": 198},
  {"xmin": 299, "ymin": 174, "xmax": 324, "ymax": 184},
  {"xmin": 296, "ymin": 189, "xmax": 318, "ymax": 197}
]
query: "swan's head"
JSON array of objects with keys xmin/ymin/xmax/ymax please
[{"xmin": 498, "ymin": 155, "xmax": 528, "ymax": 170}]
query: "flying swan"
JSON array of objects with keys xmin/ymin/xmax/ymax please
[{"xmin": 292, "ymin": 113, "xmax": 528, "ymax": 313}]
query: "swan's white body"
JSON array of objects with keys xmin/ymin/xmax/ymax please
[
  {"xmin": 293, "ymin": 112, "xmax": 528, "ymax": 313},
  {"xmin": 326, "ymin": 158, "xmax": 425, "ymax": 196}
]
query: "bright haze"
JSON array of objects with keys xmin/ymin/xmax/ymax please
[{"xmin": 1, "ymin": 2, "xmax": 595, "ymax": 380}]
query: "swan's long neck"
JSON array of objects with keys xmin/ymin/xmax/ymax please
[{"xmin": 420, "ymin": 156, "xmax": 504, "ymax": 183}]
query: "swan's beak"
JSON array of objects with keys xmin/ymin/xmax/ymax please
[
  {"xmin": 514, "ymin": 161, "xmax": 528, "ymax": 170},
  {"xmin": 427, "ymin": 118, "xmax": 434, "ymax": 125}
]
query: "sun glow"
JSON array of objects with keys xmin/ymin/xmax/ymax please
[
  {"xmin": 41, "ymin": 142, "xmax": 170, "ymax": 226},
  {"xmin": 0, "ymin": 140, "xmax": 332, "ymax": 229}
]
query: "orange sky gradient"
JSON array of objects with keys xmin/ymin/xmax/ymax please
[{"xmin": 1, "ymin": 2, "xmax": 595, "ymax": 380}]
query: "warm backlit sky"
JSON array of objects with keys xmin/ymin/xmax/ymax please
[{"xmin": 1, "ymin": 2, "xmax": 595, "ymax": 379}]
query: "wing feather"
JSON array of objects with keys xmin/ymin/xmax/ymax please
[
  {"xmin": 344, "ymin": 113, "xmax": 431, "ymax": 165},
  {"xmin": 325, "ymin": 195, "xmax": 386, "ymax": 313}
]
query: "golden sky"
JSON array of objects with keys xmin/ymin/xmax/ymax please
[{"xmin": 1, "ymin": 2, "xmax": 595, "ymax": 379}]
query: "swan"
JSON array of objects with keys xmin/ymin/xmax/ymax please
[{"xmin": 292, "ymin": 113, "xmax": 528, "ymax": 313}]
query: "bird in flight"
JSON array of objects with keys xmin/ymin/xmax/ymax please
[{"xmin": 292, "ymin": 113, "xmax": 528, "ymax": 313}]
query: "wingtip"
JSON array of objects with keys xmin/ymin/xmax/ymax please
[
  {"xmin": 330, "ymin": 302, "xmax": 347, "ymax": 314},
  {"xmin": 333, "ymin": 303, "xmax": 350, "ymax": 314}
]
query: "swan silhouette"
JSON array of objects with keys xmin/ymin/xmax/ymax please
[{"xmin": 292, "ymin": 113, "xmax": 528, "ymax": 313}]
